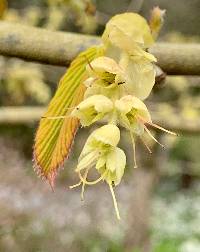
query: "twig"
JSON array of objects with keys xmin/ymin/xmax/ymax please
[{"xmin": 0, "ymin": 22, "xmax": 200, "ymax": 75}]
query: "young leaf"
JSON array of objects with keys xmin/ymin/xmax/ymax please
[{"xmin": 33, "ymin": 46, "xmax": 103, "ymax": 188}]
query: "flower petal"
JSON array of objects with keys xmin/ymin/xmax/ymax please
[
  {"xmin": 71, "ymin": 95, "xmax": 113, "ymax": 126},
  {"xmin": 116, "ymin": 95, "xmax": 151, "ymax": 120},
  {"xmin": 86, "ymin": 56, "xmax": 124, "ymax": 77},
  {"xmin": 92, "ymin": 124, "xmax": 120, "ymax": 147},
  {"xmin": 106, "ymin": 147, "xmax": 126, "ymax": 185},
  {"xmin": 79, "ymin": 124, "xmax": 121, "ymax": 160},
  {"xmin": 96, "ymin": 155, "xmax": 106, "ymax": 170},
  {"xmin": 123, "ymin": 57, "xmax": 156, "ymax": 100},
  {"xmin": 76, "ymin": 151, "xmax": 98, "ymax": 171}
]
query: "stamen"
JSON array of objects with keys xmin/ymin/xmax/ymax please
[
  {"xmin": 146, "ymin": 121, "xmax": 177, "ymax": 136},
  {"xmin": 69, "ymin": 168, "xmax": 90, "ymax": 200},
  {"xmin": 130, "ymin": 132, "xmax": 138, "ymax": 168},
  {"xmin": 143, "ymin": 124, "xmax": 165, "ymax": 149},
  {"xmin": 139, "ymin": 136, "xmax": 152, "ymax": 154},
  {"xmin": 109, "ymin": 183, "xmax": 121, "ymax": 220},
  {"xmin": 69, "ymin": 181, "xmax": 82, "ymax": 189},
  {"xmin": 84, "ymin": 55, "xmax": 95, "ymax": 73},
  {"xmin": 81, "ymin": 168, "xmax": 89, "ymax": 201},
  {"xmin": 137, "ymin": 115, "xmax": 178, "ymax": 136},
  {"xmin": 78, "ymin": 170, "xmax": 107, "ymax": 185}
]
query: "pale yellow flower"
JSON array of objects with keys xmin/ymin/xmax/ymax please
[
  {"xmin": 71, "ymin": 95, "xmax": 113, "ymax": 126},
  {"xmin": 115, "ymin": 95, "xmax": 151, "ymax": 135},
  {"xmin": 102, "ymin": 12, "xmax": 156, "ymax": 65},
  {"xmin": 95, "ymin": 147, "xmax": 126, "ymax": 186},
  {"xmin": 84, "ymin": 55, "xmax": 156, "ymax": 101},
  {"xmin": 115, "ymin": 95, "xmax": 177, "ymax": 168},
  {"xmin": 78, "ymin": 124, "xmax": 120, "ymax": 160},
  {"xmin": 84, "ymin": 56, "xmax": 125, "ymax": 88},
  {"xmin": 86, "ymin": 56, "xmax": 124, "ymax": 79},
  {"xmin": 102, "ymin": 12, "xmax": 154, "ymax": 51},
  {"xmin": 70, "ymin": 124, "xmax": 126, "ymax": 220},
  {"xmin": 101, "ymin": 13, "xmax": 157, "ymax": 100},
  {"xmin": 84, "ymin": 56, "xmax": 126, "ymax": 98}
]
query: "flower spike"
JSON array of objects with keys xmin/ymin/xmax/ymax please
[{"xmin": 34, "ymin": 11, "xmax": 176, "ymax": 220}]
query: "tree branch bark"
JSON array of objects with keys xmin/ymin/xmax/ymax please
[{"xmin": 0, "ymin": 21, "xmax": 200, "ymax": 75}]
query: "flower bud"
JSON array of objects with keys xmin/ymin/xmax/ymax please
[{"xmin": 71, "ymin": 124, "xmax": 125, "ymax": 220}]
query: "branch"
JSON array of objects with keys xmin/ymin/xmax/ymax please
[
  {"xmin": 0, "ymin": 21, "xmax": 99, "ymax": 66},
  {"xmin": 0, "ymin": 107, "xmax": 200, "ymax": 134},
  {"xmin": 0, "ymin": 107, "xmax": 45, "ymax": 124},
  {"xmin": 150, "ymin": 43, "xmax": 200, "ymax": 75},
  {"xmin": 0, "ymin": 22, "xmax": 200, "ymax": 75}
]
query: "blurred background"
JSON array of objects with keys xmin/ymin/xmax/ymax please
[{"xmin": 0, "ymin": 0, "xmax": 200, "ymax": 251}]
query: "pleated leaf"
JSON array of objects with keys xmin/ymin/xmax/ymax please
[{"xmin": 33, "ymin": 46, "xmax": 103, "ymax": 188}]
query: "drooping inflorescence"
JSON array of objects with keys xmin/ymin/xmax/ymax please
[
  {"xmin": 68, "ymin": 12, "xmax": 177, "ymax": 219},
  {"xmin": 38, "ymin": 10, "xmax": 176, "ymax": 219}
]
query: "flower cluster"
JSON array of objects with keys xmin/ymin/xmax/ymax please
[{"xmin": 70, "ymin": 13, "xmax": 176, "ymax": 219}]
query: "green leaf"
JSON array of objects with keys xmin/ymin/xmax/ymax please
[{"xmin": 33, "ymin": 46, "xmax": 103, "ymax": 188}]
